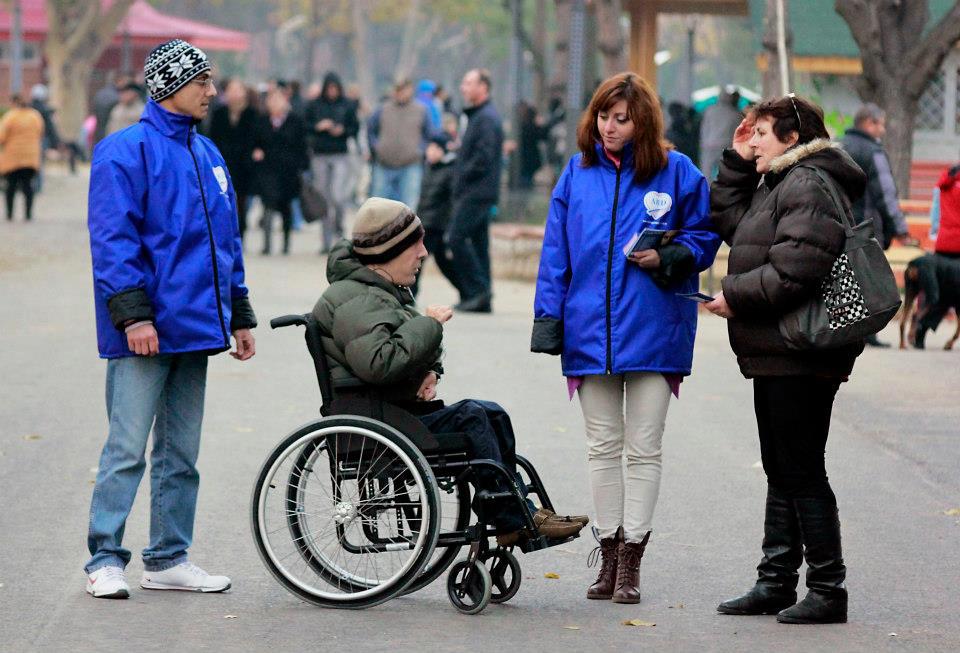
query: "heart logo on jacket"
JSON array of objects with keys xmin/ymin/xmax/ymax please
[
  {"xmin": 212, "ymin": 166, "xmax": 228, "ymax": 194},
  {"xmin": 643, "ymin": 191, "xmax": 672, "ymax": 220}
]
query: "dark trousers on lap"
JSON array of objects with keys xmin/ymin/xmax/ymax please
[
  {"xmin": 417, "ymin": 399, "xmax": 527, "ymax": 531},
  {"xmin": 753, "ymin": 376, "xmax": 841, "ymax": 500},
  {"xmin": 446, "ymin": 201, "xmax": 492, "ymax": 301}
]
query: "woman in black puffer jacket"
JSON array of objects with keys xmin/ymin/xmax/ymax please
[{"xmin": 705, "ymin": 95, "xmax": 866, "ymax": 625}]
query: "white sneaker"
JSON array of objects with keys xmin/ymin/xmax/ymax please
[
  {"xmin": 86, "ymin": 566, "xmax": 130, "ymax": 599},
  {"xmin": 140, "ymin": 561, "xmax": 231, "ymax": 593}
]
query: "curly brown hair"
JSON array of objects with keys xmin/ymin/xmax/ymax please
[{"xmin": 577, "ymin": 72, "xmax": 669, "ymax": 180}]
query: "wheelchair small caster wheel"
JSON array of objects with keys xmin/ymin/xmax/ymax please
[
  {"xmin": 446, "ymin": 558, "xmax": 492, "ymax": 615},
  {"xmin": 482, "ymin": 549, "xmax": 521, "ymax": 604}
]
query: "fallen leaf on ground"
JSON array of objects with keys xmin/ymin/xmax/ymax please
[
  {"xmin": 888, "ymin": 633, "xmax": 897, "ymax": 637},
  {"xmin": 544, "ymin": 572, "xmax": 560, "ymax": 579},
  {"xmin": 235, "ymin": 427, "xmax": 254, "ymax": 433},
  {"xmin": 751, "ymin": 461, "xmax": 763, "ymax": 469},
  {"xmin": 224, "ymin": 615, "xmax": 238, "ymax": 619},
  {"xmin": 563, "ymin": 626, "xmax": 580, "ymax": 630},
  {"xmin": 23, "ymin": 434, "xmax": 42, "ymax": 441},
  {"xmin": 622, "ymin": 619, "xmax": 656, "ymax": 627},
  {"xmin": 943, "ymin": 508, "xmax": 960, "ymax": 516},
  {"xmin": 553, "ymin": 426, "xmax": 567, "ymax": 433},
  {"xmin": 89, "ymin": 467, "xmax": 99, "ymax": 474}
]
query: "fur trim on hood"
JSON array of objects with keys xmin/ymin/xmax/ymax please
[{"xmin": 768, "ymin": 138, "xmax": 836, "ymax": 174}]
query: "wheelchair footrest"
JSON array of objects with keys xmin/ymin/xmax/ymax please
[{"xmin": 517, "ymin": 531, "xmax": 580, "ymax": 554}]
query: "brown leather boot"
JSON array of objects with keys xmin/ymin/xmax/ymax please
[
  {"xmin": 611, "ymin": 531, "xmax": 650, "ymax": 604},
  {"xmin": 586, "ymin": 529, "xmax": 621, "ymax": 599}
]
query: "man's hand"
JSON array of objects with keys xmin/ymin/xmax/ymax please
[
  {"xmin": 629, "ymin": 249, "xmax": 661, "ymax": 269},
  {"xmin": 316, "ymin": 119, "xmax": 334, "ymax": 132},
  {"xmin": 705, "ymin": 291, "xmax": 735, "ymax": 319},
  {"xmin": 417, "ymin": 371, "xmax": 439, "ymax": 401},
  {"xmin": 252, "ymin": 148, "xmax": 265, "ymax": 162},
  {"xmin": 894, "ymin": 233, "xmax": 920, "ymax": 247},
  {"xmin": 231, "ymin": 329, "xmax": 256, "ymax": 361},
  {"xmin": 426, "ymin": 305, "xmax": 453, "ymax": 324},
  {"xmin": 127, "ymin": 323, "xmax": 159, "ymax": 356}
]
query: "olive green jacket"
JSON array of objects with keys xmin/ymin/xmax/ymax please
[{"xmin": 311, "ymin": 240, "xmax": 443, "ymax": 400}]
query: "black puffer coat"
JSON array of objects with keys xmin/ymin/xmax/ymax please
[{"xmin": 711, "ymin": 139, "xmax": 867, "ymax": 378}]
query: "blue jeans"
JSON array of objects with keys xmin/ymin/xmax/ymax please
[
  {"xmin": 371, "ymin": 162, "xmax": 423, "ymax": 209},
  {"xmin": 85, "ymin": 353, "xmax": 208, "ymax": 573}
]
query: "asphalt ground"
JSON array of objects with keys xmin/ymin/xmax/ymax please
[{"xmin": 2, "ymin": 167, "xmax": 959, "ymax": 652}]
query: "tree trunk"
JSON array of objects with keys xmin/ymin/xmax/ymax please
[
  {"xmin": 551, "ymin": 0, "xmax": 571, "ymax": 99},
  {"xmin": 351, "ymin": 0, "xmax": 375, "ymax": 104},
  {"xmin": 836, "ymin": 0, "xmax": 960, "ymax": 195},
  {"xmin": 761, "ymin": 0, "xmax": 793, "ymax": 98},
  {"xmin": 533, "ymin": 0, "xmax": 548, "ymax": 109},
  {"xmin": 595, "ymin": 0, "xmax": 626, "ymax": 78},
  {"xmin": 44, "ymin": 0, "xmax": 135, "ymax": 144}
]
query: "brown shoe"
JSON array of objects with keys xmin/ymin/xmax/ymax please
[
  {"xmin": 586, "ymin": 528, "xmax": 622, "ymax": 599},
  {"xmin": 533, "ymin": 509, "xmax": 585, "ymax": 539},
  {"xmin": 537, "ymin": 508, "xmax": 590, "ymax": 527},
  {"xmin": 496, "ymin": 529, "xmax": 527, "ymax": 547},
  {"xmin": 611, "ymin": 532, "xmax": 650, "ymax": 604}
]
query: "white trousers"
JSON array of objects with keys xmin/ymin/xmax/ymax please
[{"xmin": 578, "ymin": 372, "xmax": 672, "ymax": 542}]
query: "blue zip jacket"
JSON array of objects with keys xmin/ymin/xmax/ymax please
[
  {"xmin": 88, "ymin": 100, "xmax": 256, "ymax": 359},
  {"xmin": 532, "ymin": 145, "xmax": 719, "ymax": 376}
]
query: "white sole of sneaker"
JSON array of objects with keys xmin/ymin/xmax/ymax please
[
  {"xmin": 140, "ymin": 581, "xmax": 231, "ymax": 593},
  {"xmin": 86, "ymin": 585, "xmax": 129, "ymax": 599}
]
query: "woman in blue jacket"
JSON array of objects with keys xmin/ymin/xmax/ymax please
[{"xmin": 532, "ymin": 73, "xmax": 719, "ymax": 604}]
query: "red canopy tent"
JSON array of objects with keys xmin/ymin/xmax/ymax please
[
  {"xmin": 0, "ymin": 1, "xmax": 249, "ymax": 105},
  {"xmin": 0, "ymin": 0, "xmax": 250, "ymax": 51}
]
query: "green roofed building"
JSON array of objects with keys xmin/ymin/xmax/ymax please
[{"xmin": 745, "ymin": 0, "xmax": 960, "ymax": 160}]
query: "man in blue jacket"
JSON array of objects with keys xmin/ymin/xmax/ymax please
[
  {"xmin": 84, "ymin": 39, "xmax": 257, "ymax": 599},
  {"xmin": 448, "ymin": 69, "xmax": 503, "ymax": 313}
]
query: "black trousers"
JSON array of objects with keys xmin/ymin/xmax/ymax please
[
  {"xmin": 417, "ymin": 399, "xmax": 528, "ymax": 531},
  {"xmin": 753, "ymin": 376, "xmax": 841, "ymax": 501},
  {"xmin": 446, "ymin": 200, "xmax": 492, "ymax": 301},
  {"xmin": 411, "ymin": 226, "xmax": 462, "ymax": 297},
  {"xmin": 5, "ymin": 168, "xmax": 36, "ymax": 220}
]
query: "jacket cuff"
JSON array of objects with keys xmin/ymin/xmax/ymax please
[
  {"xmin": 107, "ymin": 288, "xmax": 154, "ymax": 331},
  {"xmin": 230, "ymin": 295, "xmax": 258, "ymax": 331},
  {"xmin": 531, "ymin": 317, "xmax": 563, "ymax": 355},
  {"xmin": 650, "ymin": 243, "xmax": 696, "ymax": 288}
]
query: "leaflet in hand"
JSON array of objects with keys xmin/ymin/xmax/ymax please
[{"xmin": 623, "ymin": 228, "xmax": 667, "ymax": 256}]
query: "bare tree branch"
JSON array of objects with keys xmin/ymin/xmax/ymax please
[{"xmin": 905, "ymin": 2, "xmax": 960, "ymax": 98}]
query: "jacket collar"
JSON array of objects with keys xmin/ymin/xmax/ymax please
[
  {"xmin": 463, "ymin": 99, "xmax": 490, "ymax": 117},
  {"xmin": 594, "ymin": 141, "xmax": 635, "ymax": 172},
  {"xmin": 140, "ymin": 99, "xmax": 197, "ymax": 141},
  {"xmin": 843, "ymin": 127, "xmax": 877, "ymax": 144},
  {"xmin": 326, "ymin": 240, "xmax": 414, "ymax": 304},
  {"xmin": 768, "ymin": 138, "xmax": 836, "ymax": 175}
]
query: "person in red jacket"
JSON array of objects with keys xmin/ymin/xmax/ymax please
[{"xmin": 933, "ymin": 164, "xmax": 960, "ymax": 255}]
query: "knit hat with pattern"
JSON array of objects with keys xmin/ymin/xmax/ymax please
[
  {"xmin": 144, "ymin": 39, "xmax": 210, "ymax": 102},
  {"xmin": 352, "ymin": 197, "xmax": 424, "ymax": 264}
]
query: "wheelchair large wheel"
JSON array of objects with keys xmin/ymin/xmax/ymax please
[
  {"xmin": 402, "ymin": 477, "xmax": 471, "ymax": 596},
  {"xmin": 251, "ymin": 416, "xmax": 441, "ymax": 609}
]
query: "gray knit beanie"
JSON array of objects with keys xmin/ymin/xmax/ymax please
[
  {"xmin": 352, "ymin": 198, "xmax": 424, "ymax": 264},
  {"xmin": 144, "ymin": 39, "xmax": 211, "ymax": 102}
]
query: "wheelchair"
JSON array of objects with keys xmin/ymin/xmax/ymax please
[{"xmin": 250, "ymin": 313, "xmax": 579, "ymax": 614}]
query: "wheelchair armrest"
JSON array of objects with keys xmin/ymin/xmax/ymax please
[{"xmin": 270, "ymin": 314, "xmax": 308, "ymax": 329}]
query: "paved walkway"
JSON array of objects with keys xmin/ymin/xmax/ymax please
[{"xmin": 2, "ymin": 166, "xmax": 959, "ymax": 652}]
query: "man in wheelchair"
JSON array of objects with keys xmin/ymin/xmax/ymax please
[{"xmin": 311, "ymin": 197, "xmax": 587, "ymax": 545}]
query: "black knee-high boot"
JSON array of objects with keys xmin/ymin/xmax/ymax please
[
  {"xmin": 777, "ymin": 496, "xmax": 847, "ymax": 624},
  {"xmin": 718, "ymin": 486, "xmax": 802, "ymax": 615}
]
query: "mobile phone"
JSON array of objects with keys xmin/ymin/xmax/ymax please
[{"xmin": 676, "ymin": 291, "xmax": 715, "ymax": 303}]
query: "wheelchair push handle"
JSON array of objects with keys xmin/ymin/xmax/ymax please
[{"xmin": 270, "ymin": 314, "xmax": 309, "ymax": 329}]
